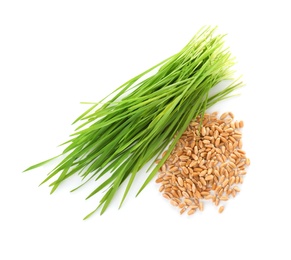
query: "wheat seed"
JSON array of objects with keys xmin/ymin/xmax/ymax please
[
  {"xmin": 218, "ymin": 206, "xmax": 225, "ymax": 213},
  {"xmin": 156, "ymin": 112, "xmax": 250, "ymax": 216}
]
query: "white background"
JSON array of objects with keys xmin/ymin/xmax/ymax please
[{"xmin": 1, "ymin": 0, "xmax": 290, "ymax": 259}]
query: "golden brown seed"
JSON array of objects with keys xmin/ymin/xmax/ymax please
[
  {"xmin": 189, "ymin": 160, "xmax": 197, "ymax": 168},
  {"xmin": 201, "ymin": 191, "xmax": 210, "ymax": 196},
  {"xmin": 159, "ymin": 185, "xmax": 165, "ymax": 192},
  {"xmin": 208, "ymin": 160, "xmax": 214, "ymax": 169},
  {"xmin": 186, "ymin": 183, "xmax": 191, "ymax": 191},
  {"xmin": 229, "ymin": 176, "xmax": 235, "ymax": 186},
  {"xmin": 189, "ymin": 203, "xmax": 199, "ymax": 208},
  {"xmin": 220, "ymin": 136, "xmax": 228, "ymax": 144},
  {"xmin": 187, "ymin": 190, "xmax": 193, "ymax": 198},
  {"xmin": 218, "ymin": 206, "xmax": 224, "ymax": 213},
  {"xmin": 214, "ymin": 170, "xmax": 220, "ymax": 178},
  {"xmin": 206, "ymin": 151, "xmax": 212, "ymax": 160},
  {"xmin": 246, "ymin": 158, "xmax": 251, "ymax": 166},
  {"xmin": 199, "ymin": 140, "xmax": 203, "ymax": 148},
  {"xmin": 177, "ymin": 177, "xmax": 184, "ymax": 186},
  {"xmin": 212, "ymin": 182, "xmax": 217, "ymax": 190},
  {"xmin": 170, "ymin": 200, "xmax": 179, "ymax": 207},
  {"xmin": 233, "ymin": 150, "xmax": 241, "ymax": 158},
  {"xmin": 195, "ymin": 190, "xmax": 202, "ymax": 199},
  {"xmin": 223, "ymin": 185, "xmax": 229, "ymax": 192},
  {"xmin": 180, "ymin": 155, "xmax": 189, "ymax": 161},
  {"xmin": 205, "ymin": 175, "xmax": 214, "ymax": 181},
  {"xmin": 229, "ymin": 157, "xmax": 236, "ymax": 164},
  {"xmin": 182, "ymin": 166, "xmax": 189, "ymax": 174},
  {"xmin": 221, "ymin": 146, "xmax": 226, "ymax": 154},
  {"xmin": 216, "ymin": 154, "xmax": 223, "ymax": 162},
  {"xmin": 172, "ymin": 156, "xmax": 178, "ymax": 164},
  {"xmin": 201, "ymin": 127, "xmax": 206, "ymax": 136},
  {"xmin": 225, "ymin": 118, "xmax": 232, "ymax": 124},
  {"xmin": 211, "ymin": 112, "xmax": 218, "ymax": 117},
  {"xmin": 229, "ymin": 142, "xmax": 233, "ymax": 152},
  {"xmin": 233, "ymin": 186, "xmax": 240, "ymax": 192},
  {"xmin": 179, "ymin": 203, "xmax": 186, "ymax": 208},
  {"xmin": 194, "ymin": 146, "xmax": 198, "ymax": 154},
  {"xmin": 171, "ymin": 190, "xmax": 179, "ymax": 198},
  {"xmin": 199, "ymin": 170, "xmax": 207, "ymax": 176},
  {"xmin": 229, "ymin": 136, "xmax": 236, "ymax": 143},
  {"xmin": 227, "ymin": 189, "xmax": 232, "ymax": 195},
  {"xmin": 229, "ymin": 161, "xmax": 236, "ymax": 169},
  {"xmin": 184, "ymin": 199, "xmax": 193, "ymax": 205},
  {"xmin": 185, "ymin": 178, "xmax": 192, "ymax": 184},
  {"xmin": 214, "ymin": 130, "xmax": 219, "ymax": 139},
  {"xmin": 225, "ymin": 128, "xmax": 234, "ymax": 133},
  {"xmin": 156, "ymin": 178, "xmax": 163, "ymax": 183},
  {"xmin": 215, "ymin": 184, "xmax": 222, "ymax": 193},
  {"xmin": 172, "ymin": 198, "xmax": 181, "ymax": 204},
  {"xmin": 220, "ymin": 112, "xmax": 228, "ymax": 120},
  {"xmin": 163, "ymin": 193, "xmax": 171, "ymax": 199},
  {"xmin": 215, "ymin": 138, "xmax": 220, "ymax": 147},
  {"xmin": 162, "ymin": 164, "xmax": 167, "ymax": 172},
  {"xmin": 199, "ymin": 201, "xmax": 204, "ymax": 211},
  {"xmin": 234, "ymin": 129, "xmax": 241, "ymax": 135},
  {"xmin": 235, "ymin": 176, "xmax": 240, "ymax": 184},
  {"xmin": 237, "ymin": 149, "xmax": 246, "ymax": 154},
  {"xmin": 239, "ymin": 121, "xmax": 244, "ymax": 128},
  {"xmin": 180, "ymin": 207, "xmax": 187, "ymax": 215},
  {"xmin": 220, "ymin": 175, "xmax": 225, "ymax": 183},
  {"xmin": 229, "ymin": 171, "xmax": 234, "ymax": 178},
  {"xmin": 218, "ymin": 188, "xmax": 224, "ymax": 197},
  {"xmin": 240, "ymin": 170, "xmax": 247, "ymax": 175},
  {"xmin": 188, "ymin": 209, "xmax": 196, "ymax": 215},
  {"xmin": 171, "ymin": 175, "xmax": 176, "ymax": 183},
  {"xmin": 222, "ymin": 179, "xmax": 229, "ymax": 187},
  {"xmin": 200, "ymin": 177, "xmax": 206, "ymax": 186},
  {"xmin": 204, "ymin": 195, "xmax": 213, "ymax": 200},
  {"xmin": 169, "ymin": 166, "xmax": 178, "ymax": 172},
  {"xmin": 197, "ymin": 181, "xmax": 203, "ymax": 189},
  {"xmin": 236, "ymin": 161, "xmax": 245, "ymax": 168},
  {"xmin": 182, "ymin": 191, "xmax": 190, "ymax": 199},
  {"xmin": 220, "ymin": 196, "xmax": 228, "ymax": 201},
  {"xmin": 233, "ymin": 134, "xmax": 242, "ymax": 140},
  {"xmin": 192, "ymin": 184, "xmax": 196, "ymax": 193}
]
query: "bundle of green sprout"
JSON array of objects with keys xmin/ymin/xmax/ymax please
[{"xmin": 25, "ymin": 26, "xmax": 243, "ymax": 218}]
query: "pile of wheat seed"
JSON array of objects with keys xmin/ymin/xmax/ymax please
[{"xmin": 156, "ymin": 112, "xmax": 250, "ymax": 215}]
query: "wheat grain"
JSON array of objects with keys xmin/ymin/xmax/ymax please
[{"xmin": 156, "ymin": 112, "xmax": 250, "ymax": 216}]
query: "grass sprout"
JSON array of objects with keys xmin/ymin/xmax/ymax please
[{"xmin": 24, "ymin": 26, "xmax": 243, "ymax": 218}]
